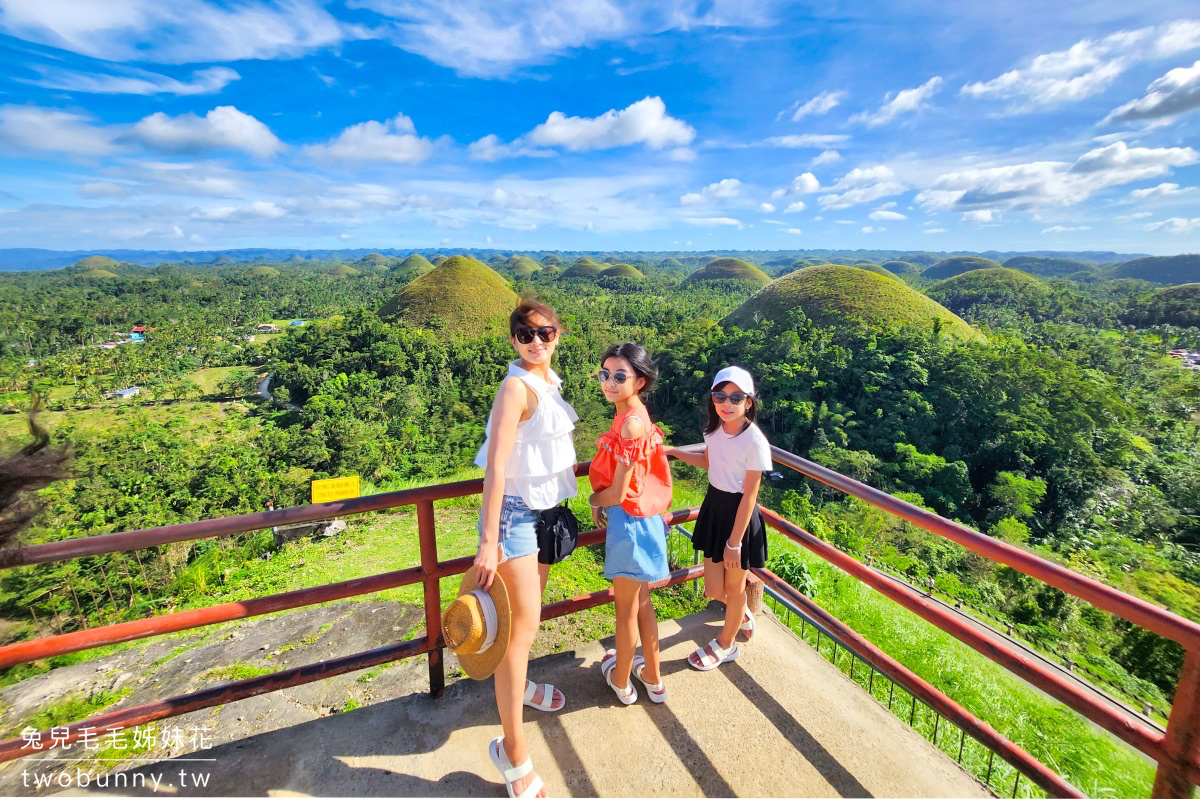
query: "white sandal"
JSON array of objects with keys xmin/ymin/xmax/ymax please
[
  {"xmin": 631, "ymin": 655, "xmax": 667, "ymax": 703},
  {"xmin": 523, "ymin": 680, "xmax": 565, "ymax": 712},
  {"xmin": 688, "ymin": 638, "xmax": 740, "ymax": 672},
  {"xmin": 740, "ymin": 607, "xmax": 757, "ymax": 640},
  {"xmin": 600, "ymin": 649, "xmax": 637, "ymax": 705},
  {"xmin": 489, "ymin": 736, "xmax": 546, "ymax": 799}
]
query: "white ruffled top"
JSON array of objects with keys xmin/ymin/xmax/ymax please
[{"xmin": 474, "ymin": 361, "xmax": 579, "ymax": 510}]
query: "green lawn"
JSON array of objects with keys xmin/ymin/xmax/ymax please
[{"xmin": 191, "ymin": 366, "xmax": 257, "ymax": 395}]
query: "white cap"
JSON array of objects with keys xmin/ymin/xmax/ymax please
[{"xmin": 712, "ymin": 366, "xmax": 755, "ymax": 396}]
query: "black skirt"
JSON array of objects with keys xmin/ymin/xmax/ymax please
[{"xmin": 692, "ymin": 484, "xmax": 768, "ymax": 569}]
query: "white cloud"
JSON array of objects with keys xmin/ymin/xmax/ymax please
[
  {"xmin": 785, "ymin": 90, "xmax": 846, "ymax": 120},
  {"xmin": 785, "ymin": 201, "xmax": 806, "ymax": 213},
  {"xmin": 833, "ymin": 166, "xmax": 895, "ymax": 189},
  {"xmin": 0, "ymin": 105, "xmax": 117, "ymax": 155},
  {"xmin": 132, "ymin": 106, "xmax": 282, "ymax": 157},
  {"xmin": 192, "ymin": 200, "xmax": 287, "ymax": 221},
  {"xmin": 1107, "ymin": 60, "xmax": 1200, "ymax": 123},
  {"xmin": 1042, "ymin": 225, "xmax": 1091, "ymax": 233},
  {"xmin": 917, "ymin": 141, "xmax": 1198, "ymax": 213},
  {"xmin": 29, "ymin": 65, "xmax": 239, "ymax": 96},
  {"xmin": 0, "ymin": 0, "xmax": 352, "ymax": 63},
  {"xmin": 683, "ymin": 216, "xmax": 743, "ymax": 228},
  {"xmin": 962, "ymin": 209, "xmax": 996, "ymax": 223},
  {"xmin": 480, "ymin": 188, "xmax": 555, "ymax": 211},
  {"xmin": 303, "ymin": 113, "xmax": 433, "ymax": 164},
  {"xmin": 680, "ymin": 178, "xmax": 741, "ymax": 205},
  {"xmin": 786, "ymin": 227, "xmax": 802, "ymax": 234},
  {"xmin": 1144, "ymin": 217, "xmax": 1200, "ymax": 232},
  {"xmin": 851, "ymin": 77, "xmax": 942, "ymax": 127},
  {"xmin": 810, "ymin": 149, "xmax": 841, "ymax": 167},
  {"xmin": 467, "ymin": 134, "xmax": 554, "ymax": 161},
  {"xmin": 819, "ymin": 168, "xmax": 907, "ymax": 210},
  {"xmin": 962, "ymin": 21, "xmax": 1200, "ymax": 113},
  {"xmin": 870, "ymin": 209, "xmax": 907, "ymax": 221},
  {"xmin": 861, "ymin": 226, "xmax": 883, "ymax": 233},
  {"xmin": 526, "ymin": 96, "xmax": 694, "ymax": 151},
  {"xmin": 1130, "ymin": 182, "xmax": 1196, "ymax": 198},
  {"xmin": 666, "ymin": 146, "xmax": 696, "ymax": 162},
  {"xmin": 759, "ymin": 202, "xmax": 776, "ymax": 213},
  {"xmin": 785, "ymin": 173, "xmax": 820, "ymax": 194},
  {"xmin": 764, "ymin": 134, "xmax": 849, "ymax": 148},
  {"xmin": 924, "ymin": 228, "xmax": 947, "ymax": 233},
  {"xmin": 77, "ymin": 181, "xmax": 130, "ymax": 198}
]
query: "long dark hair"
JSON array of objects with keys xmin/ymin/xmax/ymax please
[
  {"xmin": 1, "ymin": 393, "xmax": 71, "ymax": 565},
  {"xmin": 703, "ymin": 379, "xmax": 759, "ymax": 436},
  {"xmin": 599, "ymin": 342, "xmax": 658, "ymax": 399}
]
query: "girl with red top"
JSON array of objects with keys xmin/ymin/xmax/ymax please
[{"xmin": 587, "ymin": 342, "xmax": 673, "ymax": 705}]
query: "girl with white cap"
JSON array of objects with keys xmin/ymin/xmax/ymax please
[{"xmin": 667, "ymin": 365, "xmax": 773, "ymax": 671}]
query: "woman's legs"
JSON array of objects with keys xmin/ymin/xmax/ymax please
[
  {"xmin": 715, "ymin": 565, "xmax": 750, "ymax": 651},
  {"xmin": 635, "ymin": 582, "xmax": 661, "ymax": 683},
  {"xmin": 610, "ymin": 576, "xmax": 642, "ymax": 690},
  {"xmin": 702, "ymin": 558, "xmax": 725, "ymax": 602},
  {"xmin": 493, "ymin": 550, "xmax": 546, "ymax": 798}
]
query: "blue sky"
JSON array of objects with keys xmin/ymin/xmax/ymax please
[{"xmin": 0, "ymin": 1, "xmax": 1198, "ymax": 254}]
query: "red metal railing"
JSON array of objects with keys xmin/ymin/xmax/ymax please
[{"xmin": 0, "ymin": 448, "xmax": 1196, "ymax": 797}]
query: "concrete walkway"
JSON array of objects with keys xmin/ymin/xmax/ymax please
[{"xmin": 53, "ymin": 606, "xmax": 990, "ymax": 797}]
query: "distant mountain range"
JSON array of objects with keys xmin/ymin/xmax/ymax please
[{"xmin": 0, "ymin": 247, "xmax": 1153, "ymax": 272}]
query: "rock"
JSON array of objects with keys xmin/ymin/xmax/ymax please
[{"xmin": 322, "ymin": 520, "xmax": 347, "ymax": 537}]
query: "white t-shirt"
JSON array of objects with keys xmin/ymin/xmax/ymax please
[{"xmin": 704, "ymin": 422, "xmax": 773, "ymax": 494}]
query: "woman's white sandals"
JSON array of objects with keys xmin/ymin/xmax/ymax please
[
  {"xmin": 688, "ymin": 638, "xmax": 740, "ymax": 671},
  {"xmin": 599, "ymin": 648, "xmax": 638, "ymax": 705},
  {"xmin": 631, "ymin": 655, "xmax": 668, "ymax": 703},
  {"xmin": 489, "ymin": 736, "xmax": 545, "ymax": 799},
  {"xmin": 739, "ymin": 607, "xmax": 757, "ymax": 640},
  {"xmin": 523, "ymin": 680, "xmax": 565, "ymax": 712}
]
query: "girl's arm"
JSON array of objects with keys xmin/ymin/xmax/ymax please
[
  {"xmin": 724, "ymin": 469, "xmax": 763, "ymax": 570},
  {"xmin": 665, "ymin": 445, "xmax": 708, "ymax": 470},
  {"xmin": 474, "ymin": 377, "xmax": 528, "ymax": 587},
  {"xmin": 588, "ymin": 415, "xmax": 645, "ymax": 509}
]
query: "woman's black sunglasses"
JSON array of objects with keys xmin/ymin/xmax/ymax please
[
  {"xmin": 514, "ymin": 326, "xmax": 558, "ymax": 344},
  {"xmin": 711, "ymin": 391, "xmax": 748, "ymax": 405},
  {"xmin": 597, "ymin": 369, "xmax": 629, "ymax": 385}
]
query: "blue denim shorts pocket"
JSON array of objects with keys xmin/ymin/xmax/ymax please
[{"xmin": 478, "ymin": 495, "xmax": 540, "ymax": 562}]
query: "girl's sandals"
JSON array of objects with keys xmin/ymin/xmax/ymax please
[
  {"xmin": 489, "ymin": 736, "xmax": 545, "ymax": 799},
  {"xmin": 599, "ymin": 648, "xmax": 638, "ymax": 705},
  {"xmin": 739, "ymin": 607, "xmax": 757, "ymax": 640},
  {"xmin": 523, "ymin": 680, "xmax": 565, "ymax": 712},
  {"xmin": 631, "ymin": 655, "xmax": 668, "ymax": 703},
  {"xmin": 688, "ymin": 638, "xmax": 740, "ymax": 671}
]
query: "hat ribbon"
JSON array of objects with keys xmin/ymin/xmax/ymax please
[{"xmin": 469, "ymin": 589, "xmax": 498, "ymax": 654}]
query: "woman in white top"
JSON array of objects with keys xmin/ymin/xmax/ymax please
[
  {"xmin": 667, "ymin": 366, "xmax": 773, "ymax": 672},
  {"xmin": 473, "ymin": 299, "xmax": 578, "ymax": 799}
]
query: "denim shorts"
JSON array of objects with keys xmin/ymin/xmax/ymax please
[
  {"xmin": 478, "ymin": 494, "xmax": 539, "ymax": 562},
  {"xmin": 604, "ymin": 505, "xmax": 669, "ymax": 582}
]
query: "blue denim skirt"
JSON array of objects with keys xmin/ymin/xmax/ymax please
[{"xmin": 604, "ymin": 505, "xmax": 669, "ymax": 582}]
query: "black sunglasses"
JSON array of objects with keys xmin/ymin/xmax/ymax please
[
  {"xmin": 597, "ymin": 369, "xmax": 630, "ymax": 385},
  {"xmin": 514, "ymin": 326, "xmax": 558, "ymax": 344},
  {"xmin": 711, "ymin": 390, "xmax": 748, "ymax": 405}
]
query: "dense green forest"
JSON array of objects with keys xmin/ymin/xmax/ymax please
[{"xmin": 2, "ymin": 248, "xmax": 1200, "ymax": 727}]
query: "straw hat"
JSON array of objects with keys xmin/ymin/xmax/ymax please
[{"xmin": 442, "ymin": 566, "xmax": 511, "ymax": 680}]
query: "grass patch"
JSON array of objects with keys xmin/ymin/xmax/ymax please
[
  {"xmin": 202, "ymin": 663, "xmax": 277, "ymax": 682},
  {"xmin": 5, "ymin": 689, "xmax": 130, "ymax": 738}
]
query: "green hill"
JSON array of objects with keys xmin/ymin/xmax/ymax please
[
  {"xmin": 561, "ymin": 258, "xmax": 606, "ymax": 279},
  {"xmin": 852, "ymin": 263, "xmax": 901, "ymax": 281},
  {"xmin": 248, "ymin": 266, "xmax": 281, "ymax": 277},
  {"xmin": 78, "ymin": 268, "xmax": 119, "ymax": 279},
  {"xmin": 431, "ymin": 255, "xmax": 447, "ymax": 266},
  {"xmin": 353, "ymin": 253, "xmax": 394, "ymax": 271},
  {"xmin": 923, "ymin": 256, "xmax": 1004, "ymax": 280},
  {"xmin": 686, "ymin": 257, "xmax": 772, "ymax": 285},
  {"xmin": 540, "ymin": 263, "xmax": 560, "ymax": 274},
  {"xmin": 72, "ymin": 255, "xmax": 121, "ymax": 271},
  {"xmin": 1002, "ymin": 256, "xmax": 1095, "ymax": 279},
  {"xmin": 926, "ymin": 268, "xmax": 1053, "ymax": 317},
  {"xmin": 1113, "ymin": 255, "xmax": 1200, "ymax": 285},
  {"xmin": 378, "ymin": 255, "xmax": 517, "ymax": 337},
  {"xmin": 724, "ymin": 264, "xmax": 977, "ymax": 340},
  {"xmin": 659, "ymin": 257, "xmax": 685, "ymax": 270},
  {"xmin": 506, "ymin": 255, "xmax": 542, "ymax": 278},
  {"xmin": 880, "ymin": 260, "xmax": 922, "ymax": 275},
  {"xmin": 541, "ymin": 254, "xmax": 563, "ymax": 267},
  {"xmin": 1127, "ymin": 283, "xmax": 1200, "ymax": 327},
  {"xmin": 392, "ymin": 254, "xmax": 435, "ymax": 281},
  {"xmin": 599, "ymin": 263, "xmax": 645, "ymax": 280},
  {"xmin": 330, "ymin": 265, "xmax": 359, "ymax": 277}
]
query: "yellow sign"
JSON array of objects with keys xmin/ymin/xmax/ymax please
[{"xmin": 311, "ymin": 475, "xmax": 361, "ymax": 504}]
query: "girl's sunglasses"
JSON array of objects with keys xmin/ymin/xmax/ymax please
[
  {"xmin": 514, "ymin": 326, "xmax": 558, "ymax": 344},
  {"xmin": 597, "ymin": 369, "xmax": 630, "ymax": 385},
  {"xmin": 711, "ymin": 391, "xmax": 748, "ymax": 405}
]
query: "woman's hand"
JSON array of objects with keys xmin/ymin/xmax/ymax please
[
  {"xmin": 723, "ymin": 541, "xmax": 743, "ymax": 571},
  {"xmin": 473, "ymin": 542, "xmax": 499, "ymax": 589},
  {"xmin": 591, "ymin": 504, "xmax": 607, "ymax": 529}
]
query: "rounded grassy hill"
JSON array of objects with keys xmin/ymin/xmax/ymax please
[
  {"xmin": 248, "ymin": 266, "xmax": 281, "ymax": 277},
  {"xmin": 353, "ymin": 253, "xmax": 394, "ymax": 272},
  {"xmin": 541, "ymin": 254, "xmax": 563, "ymax": 267},
  {"xmin": 659, "ymin": 257, "xmax": 685, "ymax": 270},
  {"xmin": 852, "ymin": 263, "xmax": 900, "ymax": 280},
  {"xmin": 686, "ymin": 257, "xmax": 772, "ymax": 285},
  {"xmin": 330, "ymin": 264, "xmax": 359, "ymax": 277},
  {"xmin": 78, "ymin": 268, "xmax": 119, "ymax": 279},
  {"xmin": 393, "ymin": 254, "xmax": 435, "ymax": 281},
  {"xmin": 923, "ymin": 256, "xmax": 1004, "ymax": 281},
  {"xmin": 378, "ymin": 255, "xmax": 517, "ymax": 337},
  {"xmin": 599, "ymin": 263, "xmax": 645, "ymax": 280},
  {"xmin": 1002, "ymin": 255, "xmax": 1095, "ymax": 278},
  {"xmin": 431, "ymin": 255, "xmax": 447, "ymax": 266},
  {"xmin": 880, "ymin": 260, "xmax": 922, "ymax": 275},
  {"xmin": 1112, "ymin": 254, "xmax": 1200, "ymax": 285},
  {"xmin": 72, "ymin": 255, "xmax": 121, "ymax": 271},
  {"xmin": 561, "ymin": 258, "xmax": 606, "ymax": 279},
  {"xmin": 724, "ymin": 264, "xmax": 978, "ymax": 340},
  {"xmin": 506, "ymin": 255, "xmax": 542, "ymax": 278},
  {"xmin": 926, "ymin": 268, "xmax": 1053, "ymax": 316}
]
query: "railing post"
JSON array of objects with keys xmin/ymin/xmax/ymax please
[
  {"xmin": 417, "ymin": 500, "xmax": 444, "ymax": 698},
  {"xmin": 1152, "ymin": 648, "xmax": 1200, "ymax": 799}
]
